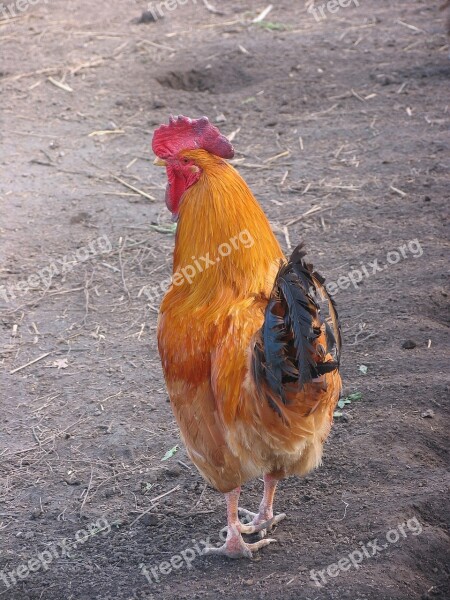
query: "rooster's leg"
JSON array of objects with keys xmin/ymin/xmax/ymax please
[
  {"xmin": 203, "ymin": 487, "xmax": 277, "ymax": 559},
  {"xmin": 238, "ymin": 474, "xmax": 286, "ymax": 537}
]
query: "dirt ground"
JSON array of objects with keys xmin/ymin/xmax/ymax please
[{"xmin": 1, "ymin": 1, "xmax": 449, "ymax": 599}]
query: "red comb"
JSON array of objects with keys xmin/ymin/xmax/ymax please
[{"xmin": 152, "ymin": 115, "xmax": 234, "ymax": 160}]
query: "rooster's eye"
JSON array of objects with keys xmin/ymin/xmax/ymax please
[{"xmin": 182, "ymin": 158, "xmax": 190, "ymax": 165}]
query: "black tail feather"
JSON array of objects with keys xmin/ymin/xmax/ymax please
[{"xmin": 251, "ymin": 243, "xmax": 341, "ymax": 412}]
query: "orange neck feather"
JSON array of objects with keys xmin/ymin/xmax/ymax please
[{"xmin": 167, "ymin": 150, "xmax": 284, "ymax": 312}]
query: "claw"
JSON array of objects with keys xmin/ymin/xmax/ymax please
[
  {"xmin": 220, "ymin": 511, "xmax": 286, "ymax": 539},
  {"xmin": 236, "ymin": 507, "xmax": 286, "ymax": 538},
  {"xmin": 210, "ymin": 484, "xmax": 284, "ymax": 559},
  {"xmin": 203, "ymin": 537, "xmax": 277, "ymax": 559},
  {"xmin": 238, "ymin": 507, "xmax": 258, "ymax": 521},
  {"xmin": 240, "ymin": 515, "xmax": 275, "ymax": 534}
]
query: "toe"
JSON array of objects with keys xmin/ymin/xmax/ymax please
[
  {"xmin": 238, "ymin": 507, "xmax": 258, "ymax": 523},
  {"xmin": 271, "ymin": 512, "xmax": 287, "ymax": 526},
  {"xmin": 240, "ymin": 512, "xmax": 287, "ymax": 536},
  {"xmin": 203, "ymin": 533, "xmax": 277, "ymax": 559},
  {"xmin": 247, "ymin": 538, "xmax": 277, "ymax": 552},
  {"xmin": 203, "ymin": 542, "xmax": 253, "ymax": 559},
  {"xmin": 239, "ymin": 516, "xmax": 274, "ymax": 535}
]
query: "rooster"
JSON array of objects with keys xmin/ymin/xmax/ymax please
[{"xmin": 152, "ymin": 116, "xmax": 342, "ymax": 558}]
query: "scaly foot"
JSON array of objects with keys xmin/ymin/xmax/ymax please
[
  {"xmin": 207, "ymin": 483, "xmax": 285, "ymax": 559},
  {"xmin": 219, "ymin": 508, "xmax": 286, "ymax": 541},
  {"xmin": 238, "ymin": 507, "xmax": 286, "ymax": 539},
  {"xmin": 204, "ymin": 524, "xmax": 277, "ymax": 559}
]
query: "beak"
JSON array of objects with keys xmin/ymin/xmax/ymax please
[{"xmin": 153, "ymin": 158, "xmax": 167, "ymax": 167}]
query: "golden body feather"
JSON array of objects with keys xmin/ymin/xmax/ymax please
[{"xmin": 157, "ymin": 150, "xmax": 341, "ymax": 493}]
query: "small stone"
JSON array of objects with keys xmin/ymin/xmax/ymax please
[
  {"xmin": 421, "ymin": 409, "xmax": 434, "ymax": 419},
  {"xmin": 141, "ymin": 514, "xmax": 159, "ymax": 526},
  {"xmin": 70, "ymin": 211, "xmax": 91, "ymax": 225},
  {"xmin": 342, "ymin": 413, "xmax": 354, "ymax": 422},
  {"xmin": 165, "ymin": 466, "xmax": 181, "ymax": 478},
  {"xmin": 64, "ymin": 477, "xmax": 81, "ymax": 486},
  {"xmin": 402, "ymin": 340, "xmax": 416, "ymax": 349},
  {"xmin": 135, "ymin": 10, "xmax": 160, "ymax": 24},
  {"xmin": 215, "ymin": 113, "xmax": 227, "ymax": 123},
  {"xmin": 378, "ymin": 75, "xmax": 394, "ymax": 86}
]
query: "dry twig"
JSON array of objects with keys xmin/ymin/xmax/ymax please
[{"xmin": 10, "ymin": 352, "xmax": 51, "ymax": 375}]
